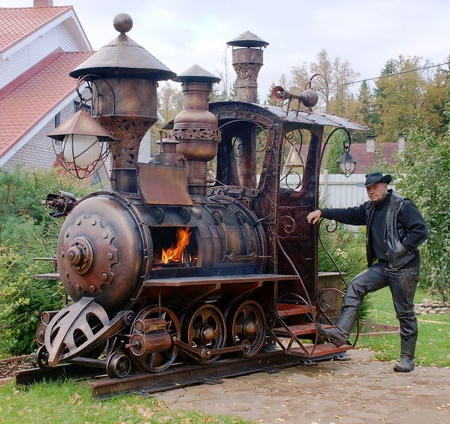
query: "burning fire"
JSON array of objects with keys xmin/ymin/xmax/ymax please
[{"xmin": 161, "ymin": 228, "xmax": 192, "ymax": 264}]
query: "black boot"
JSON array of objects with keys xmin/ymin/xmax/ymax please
[
  {"xmin": 316, "ymin": 308, "xmax": 357, "ymax": 347},
  {"xmin": 393, "ymin": 335, "xmax": 417, "ymax": 372}
]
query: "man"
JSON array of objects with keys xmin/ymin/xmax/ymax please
[{"xmin": 307, "ymin": 172, "xmax": 428, "ymax": 372}]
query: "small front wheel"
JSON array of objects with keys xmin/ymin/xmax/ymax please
[
  {"xmin": 36, "ymin": 345, "xmax": 49, "ymax": 368},
  {"xmin": 106, "ymin": 351, "xmax": 131, "ymax": 378}
]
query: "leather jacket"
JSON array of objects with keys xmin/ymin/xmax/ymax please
[
  {"xmin": 366, "ymin": 192, "xmax": 415, "ymax": 268},
  {"xmin": 320, "ymin": 190, "xmax": 428, "ymax": 269}
]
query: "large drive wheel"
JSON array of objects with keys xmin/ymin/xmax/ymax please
[
  {"xmin": 130, "ymin": 305, "xmax": 181, "ymax": 373},
  {"xmin": 228, "ymin": 300, "xmax": 266, "ymax": 357},
  {"xmin": 183, "ymin": 304, "xmax": 226, "ymax": 363}
]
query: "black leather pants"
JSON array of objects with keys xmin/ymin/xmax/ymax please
[{"xmin": 341, "ymin": 262, "xmax": 419, "ymax": 339}]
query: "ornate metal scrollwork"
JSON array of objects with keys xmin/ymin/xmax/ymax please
[{"xmin": 279, "ymin": 215, "xmax": 296, "ymax": 235}]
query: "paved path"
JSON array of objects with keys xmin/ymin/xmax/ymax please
[{"xmin": 155, "ymin": 349, "xmax": 450, "ymax": 423}]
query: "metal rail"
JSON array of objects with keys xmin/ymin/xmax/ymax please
[
  {"xmin": 90, "ymin": 351, "xmax": 312, "ymax": 399},
  {"xmin": 15, "ymin": 349, "xmax": 346, "ymax": 399}
]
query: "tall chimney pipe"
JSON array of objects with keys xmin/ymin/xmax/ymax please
[{"xmin": 227, "ymin": 31, "xmax": 268, "ymax": 103}]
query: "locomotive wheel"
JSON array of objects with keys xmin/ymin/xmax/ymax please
[
  {"xmin": 106, "ymin": 350, "xmax": 131, "ymax": 378},
  {"xmin": 130, "ymin": 305, "xmax": 181, "ymax": 373},
  {"xmin": 228, "ymin": 300, "xmax": 266, "ymax": 357},
  {"xmin": 183, "ymin": 304, "xmax": 226, "ymax": 363},
  {"xmin": 36, "ymin": 345, "xmax": 49, "ymax": 368}
]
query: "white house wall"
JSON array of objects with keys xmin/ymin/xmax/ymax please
[
  {"xmin": 2, "ymin": 101, "xmax": 75, "ymax": 172},
  {"xmin": 138, "ymin": 131, "xmax": 152, "ymax": 163},
  {"xmin": 1, "ymin": 21, "xmax": 88, "ymax": 90}
]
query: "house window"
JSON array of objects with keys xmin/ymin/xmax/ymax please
[{"xmin": 53, "ymin": 113, "xmax": 62, "ymax": 147}]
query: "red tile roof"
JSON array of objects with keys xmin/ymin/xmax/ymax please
[
  {"xmin": 0, "ymin": 6, "xmax": 73, "ymax": 53},
  {"xmin": 0, "ymin": 50, "xmax": 95, "ymax": 158},
  {"xmin": 296, "ymin": 141, "xmax": 401, "ymax": 175},
  {"xmin": 350, "ymin": 143, "xmax": 400, "ymax": 174}
]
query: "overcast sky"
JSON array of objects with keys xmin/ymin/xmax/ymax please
[{"xmin": 3, "ymin": 0, "xmax": 450, "ymax": 97}]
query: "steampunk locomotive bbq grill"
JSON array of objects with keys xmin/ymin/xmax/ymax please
[{"xmin": 32, "ymin": 14, "xmax": 366, "ymax": 385}]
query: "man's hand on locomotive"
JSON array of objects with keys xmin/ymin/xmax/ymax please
[{"xmin": 307, "ymin": 210, "xmax": 322, "ymax": 225}]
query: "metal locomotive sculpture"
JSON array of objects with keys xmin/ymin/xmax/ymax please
[{"xmin": 32, "ymin": 13, "xmax": 366, "ymax": 390}]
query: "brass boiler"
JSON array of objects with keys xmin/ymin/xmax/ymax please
[{"xmin": 56, "ymin": 191, "xmax": 267, "ymax": 313}]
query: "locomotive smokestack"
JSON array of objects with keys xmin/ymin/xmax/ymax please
[
  {"xmin": 69, "ymin": 14, "xmax": 176, "ymax": 193},
  {"xmin": 173, "ymin": 65, "xmax": 221, "ymax": 196},
  {"xmin": 227, "ymin": 31, "xmax": 269, "ymax": 103}
]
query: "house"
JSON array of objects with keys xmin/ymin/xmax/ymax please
[
  {"xmin": 349, "ymin": 136, "xmax": 404, "ymax": 175},
  {"xmin": 0, "ymin": 1, "xmax": 107, "ymax": 181},
  {"xmin": 0, "ymin": 1, "xmax": 158, "ymax": 182}
]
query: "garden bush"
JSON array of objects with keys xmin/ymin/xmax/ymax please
[
  {"xmin": 0, "ymin": 167, "xmax": 93, "ymax": 356},
  {"xmin": 392, "ymin": 116, "xmax": 450, "ymax": 301}
]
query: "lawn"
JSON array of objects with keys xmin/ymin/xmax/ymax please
[
  {"xmin": 0, "ymin": 379, "xmax": 250, "ymax": 424},
  {"xmin": 354, "ymin": 286, "xmax": 450, "ymax": 367}
]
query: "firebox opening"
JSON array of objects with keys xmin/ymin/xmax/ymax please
[{"xmin": 151, "ymin": 227, "xmax": 198, "ymax": 269}]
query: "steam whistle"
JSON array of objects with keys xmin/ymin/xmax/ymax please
[{"xmin": 271, "ymin": 85, "xmax": 319, "ymax": 109}]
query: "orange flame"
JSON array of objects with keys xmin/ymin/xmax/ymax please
[{"xmin": 161, "ymin": 228, "xmax": 192, "ymax": 264}]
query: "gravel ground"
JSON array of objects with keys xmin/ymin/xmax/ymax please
[
  {"xmin": 154, "ymin": 349, "xmax": 450, "ymax": 424},
  {"xmin": 0, "ymin": 354, "xmax": 35, "ymax": 380}
]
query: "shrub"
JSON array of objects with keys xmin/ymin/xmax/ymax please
[
  {"xmin": 392, "ymin": 122, "xmax": 450, "ymax": 301},
  {"xmin": 318, "ymin": 221, "xmax": 366, "ymax": 282},
  {"xmin": 0, "ymin": 245, "xmax": 65, "ymax": 355},
  {"xmin": 0, "ymin": 168, "xmax": 94, "ymax": 355}
]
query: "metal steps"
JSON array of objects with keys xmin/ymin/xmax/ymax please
[
  {"xmin": 276, "ymin": 302, "xmax": 315, "ymax": 317},
  {"xmin": 288, "ymin": 343, "xmax": 351, "ymax": 359},
  {"xmin": 273, "ymin": 322, "xmax": 334, "ymax": 337},
  {"xmin": 274, "ymin": 300, "xmax": 352, "ymax": 360}
]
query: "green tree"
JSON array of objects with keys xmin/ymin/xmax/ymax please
[
  {"xmin": 290, "ymin": 49, "xmax": 358, "ymax": 114},
  {"xmin": 355, "ymin": 80, "xmax": 379, "ymax": 129},
  {"xmin": 374, "ymin": 56, "xmax": 428, "ymax": 141},
  {"xmin": 392, "ymin": 114, "xmax": 450, "ymax": 301},
  {"xmin": 421, "ymin": 62, "xmax": 450, "ymax": 135},
  {"xmin": 157, "ymin": 82, "xmax": 183, "ymax": 123}
]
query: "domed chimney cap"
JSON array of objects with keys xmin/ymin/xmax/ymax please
[
  {"xmin": 69, "ymin": 13, "xmax": 176, "ymax": 81},
  {"xmin": 175, "ymin": 64, "xmax": 221, "ymax": 84},
  {"xmin": 226, "ymin": 30, "xmax": 269, "ymax": 48}
]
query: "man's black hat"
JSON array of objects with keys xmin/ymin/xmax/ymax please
[{"xmin": 365, "ymin": 172, "xmax": 392, "ymax": 187}]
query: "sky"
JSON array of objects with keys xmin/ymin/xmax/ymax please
[{"xmin": 2, "ymin": 0, "xmax": 450, "ymax": 98}]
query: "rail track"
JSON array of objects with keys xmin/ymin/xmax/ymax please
[{"xmin": 15, "ymin": 347, "xmax": 349, "ymax": 399}]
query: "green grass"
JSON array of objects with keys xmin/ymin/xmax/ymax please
[
  {"xmin": 0, "ymin": 380, "xmax": 251, "ymax": 424},
  {"xmin": 354, "ymin": 287, "xmax": 450, "ymax": 367}
]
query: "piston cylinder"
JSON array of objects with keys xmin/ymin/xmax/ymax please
[{"xmin": 129, "ymin": 331, "xmax": 172, "ymax": 357}]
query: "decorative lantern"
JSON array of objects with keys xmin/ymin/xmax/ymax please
[{"xmin": 48, "ymin": 109, "xmax": 114, "ymax": 179}]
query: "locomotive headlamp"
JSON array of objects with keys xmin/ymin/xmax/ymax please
[{"xmin": 48, "ymin": 109, "xmax": 114, "ymax": 179}]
